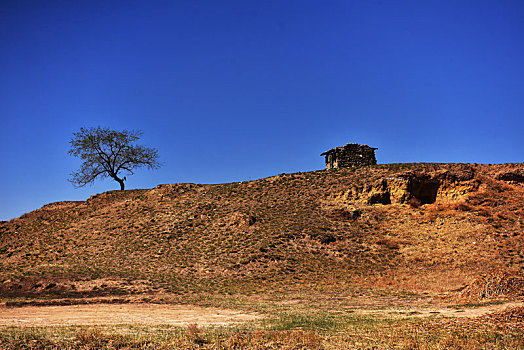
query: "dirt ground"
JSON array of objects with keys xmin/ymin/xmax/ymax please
[
  {"xmin": 363, "ymin": 301, "xmax": 524, "ymax": 319},
  {"xmin": 0, "ymin": 303, "xmax": 260, "ymax": 326},
  {"xmin": 1, "ymin": 301, "xmax": 522, "ymax": 327}
]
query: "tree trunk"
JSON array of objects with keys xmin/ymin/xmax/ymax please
[{"xmin": 116, "ymin": 178, "xmax": 125, "ymax": 191}]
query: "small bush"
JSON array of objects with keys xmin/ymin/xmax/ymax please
[
  {"xmin": 407, "ymin": 197, "xmax": 421, "ymax": 209},
  {"xmin": 376, "ymin": 238, "xmax": 401, "ymax": 250}
]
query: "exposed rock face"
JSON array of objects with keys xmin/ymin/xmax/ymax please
[
  {"xmin": 321, "ymin": 143, "xmax": 377, "ymax": 169},
  {"xmin": 496, "ymin": 169, "xmax": 524, "ymax": 183},
  {"xmin": 407, "ymin": 174, "xmax": 441, "ymax": 204},
  {"xmin": 332, "ymin": 167, "xmax": 480, "ymax": 206}
]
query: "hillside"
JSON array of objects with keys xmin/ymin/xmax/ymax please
[{"xmin": 1, "ymin": 163, "xmax": 523, "ymax": 302}]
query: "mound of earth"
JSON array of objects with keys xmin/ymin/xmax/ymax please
[
  {"xmin": 1, "ymin": 163, "xmax": 523, "ymax": 298},
  {"xmin": 458, "ymin": 271, "xmax": 524, "ymax": 302},
  {"xmin": 481, "ymin": 306, "xmax": 524, "ymax": 326}
]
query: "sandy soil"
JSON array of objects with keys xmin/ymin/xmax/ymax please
[
  {"xmin": 1, "ymin": 301, "xmax": 521, "ymax": 327},
  {"xmin": 359, "ymin": 301, "xmax": 524, "ymax": 318},
  {"xmin": 0, "ymin": 304, "xmax": 260, "ymax": 326}
]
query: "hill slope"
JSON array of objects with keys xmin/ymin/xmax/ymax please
[{"xmin": 1, "ymin": 163, "xmax": 523, "ymax": 300}]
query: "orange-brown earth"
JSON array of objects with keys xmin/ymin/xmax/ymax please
[{"xmin": 1, "ymin": 163, "xmax": 523, "ymax": 306}]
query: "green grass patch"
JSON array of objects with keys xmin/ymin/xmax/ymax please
[{"xmin": 447, "ymin": 300, "xmax": 505, "ymax": 309}]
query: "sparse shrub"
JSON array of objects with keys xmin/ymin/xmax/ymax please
[
  {"xmin": 317, "ymin": 233, "xmax": 336, "ymax": 244},
  {"xmin": 376, "ymin": 238, "xmax": 401, "ymax": 250},
  {"xmin": 186, "ymin": 323, "xmax": 207, "ymax": 345},
  {"xmin": 425, "ymin": 207, "xmax": 438, "ymax": 222},
  {"xmin": 407, "ymin": 197, "xmax": 421, "ymax": 209},
  {"xmin": 455, "ymin": 202, "xmax": 472, "ymax": 211},
  {"xmin": 493, "ymin": 212, "xmax": 507, "ymax": 220},
  {"xmin": 476, "ymin": 208, "xmax": 491, "ymax": 217},
  {"xmin": 224, "ymin": 330, "xmax": 322, "ymax": 349},
  {"xmin": 325, "ymin": 208, "xmax": 361, "ymax": 221},
  {"xmin": 458, "ymin": 271, "xmax": 524, "ymax": 301}
]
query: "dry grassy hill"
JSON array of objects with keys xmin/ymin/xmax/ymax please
[{"xmin": 1, "ymin": 163, "xmax": 523, "ymax": 302}]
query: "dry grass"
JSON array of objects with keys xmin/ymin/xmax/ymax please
[
  {"xmin": 0, "ymin": 310, "xmax": 523, "ymax": 349},
  {"xmin": 1, "ymin": 163, "xmax": 524, "ymax": 348},
  {"xmin": 458, "ymin": 271, "xmax": 524, "ymax": 302},
  {"xmin": 1, "ymin": 163, "xmax": 523, "ymax": 298}
]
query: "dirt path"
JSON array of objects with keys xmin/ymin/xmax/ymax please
[
  {"xmin": 0, "ymin": 304, "xmax": 260, "ymax": 326},
  {"xmin": 360, "ymin": 301, "xmax": 524, "ymax": 319}
]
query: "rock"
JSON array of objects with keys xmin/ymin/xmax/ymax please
[{"xmin": 496, "ymin": 169, "xmax": 524, "ymax": 183}]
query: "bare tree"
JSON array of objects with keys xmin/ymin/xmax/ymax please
[{"xmin": 69, "ymin": 127, "xmax": 161, "ymax": 190}]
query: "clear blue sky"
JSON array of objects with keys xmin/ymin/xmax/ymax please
[{"xmin": 1, "ymin": 0, "xmax": 523, "ymax": 221}]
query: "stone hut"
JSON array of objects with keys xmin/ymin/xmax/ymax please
[{"xmin": 321, "ymin": 143, "xmax": 378, "ymax": 169}]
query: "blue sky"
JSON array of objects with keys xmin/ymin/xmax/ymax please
[{"xmin": 1, "ymin": 0, "xmax": 523, "ymax": 221}]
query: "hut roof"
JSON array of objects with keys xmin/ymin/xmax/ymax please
[{"xmin": 320, "ymin": 143, "xmax": 378, "ymax": 156}]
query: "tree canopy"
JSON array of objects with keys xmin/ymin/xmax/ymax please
[{"xmin": 68, "ymin": 127, "xmax": 161, "ymax": 190}]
